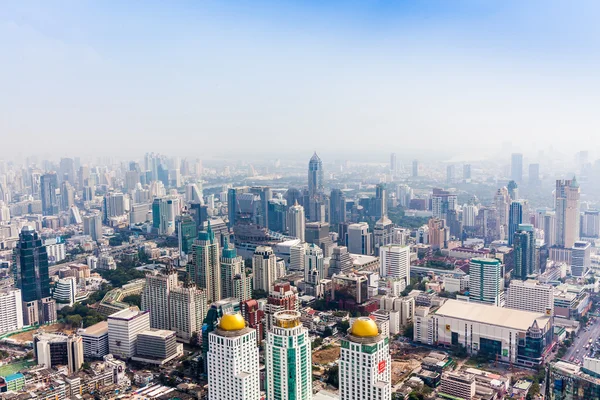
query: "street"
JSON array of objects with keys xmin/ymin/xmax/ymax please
[{"xmin": 562, "ymin": 316, "xmax": 600, "ymax": 363}]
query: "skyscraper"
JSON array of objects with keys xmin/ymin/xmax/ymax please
[
  {"xmin": 339, "ymin": 318, "xmax": 391, "ymax": 400},
  {"xmin": 264, "ymin": 282, "xmax": 298, "ymax": 332},
  {"xmin": 347, "ymin": 222, "xmax": 372, "ymax": 255},
  {"xmin": 446, "ymin": 165, "xmax": 455, "ymax": 184},
  {"xmin": 221, "ymin": 245, "xmax": 251, "ymax": 302},
  {"xmin": 265, "ymin": 311, "xmax": 312, "ymax": 400},
  {"xmin": 571, "ymin": 241, "xmax": 591, "ymax": 277},
  {"xmin": 390, "ymin": 153, "xmax": 397, "ymax": 174},
  {"xmin": 469, "ymin": 258, "xmax": 504, "ymax": 306},
  {"xmin": 513, "ymin": 224, "xmax": 536, "ymax": 281},
  {"xmin": 40, "ymin": 173, "xmax": 58, "ymax": 216},
  {"xmin": 304, "ymin": 243, "xmax": 324, "ymax": 286},
  {"xmin": 412, "ymin": 160, "xmax": 419, "ymax": 178},
  {"xmin": 507, "ymin": 180, "xmax": 519, "ymax": 201},
  {"xmin": 463, "ymin": 164, "xmax": 472, "ymax": 181},
  {"xmin": 252, "ymin": 246, "xmax": 282, "ymax": 292},
  {"xmin": 494, "ymin": 187, "xmax": 511, "ymax": 239},
  {"xmin": 508, "ymin": 201, "xmax": 523, "ymax": 246},
  {"xmin": 169, "ymin": 280, "xmax": 208, "ymax": 344},
  {"xmin": 189, "ymin": 223, "xmax": 221, "ymax": 302},
  {"xmin": 267, "ymin": 199, "xmax": 287, "ymax": 233},
  {"xmin": 329, "ymin": 188, "xmax": 346, "ymax": 225},
  {"xmin": 379, "ymin": 244, "xmax": 410, "ymax": 290},
  {"xmin": 374, "ymin": 183, "xmax": 387, "ymax": 220},
  {"xmin": 16, "ymin": 226, "xmax": 56, "ymax": 325},
  {"xmin": 177, "ymin": 214, "xmax": 197, "ymax": 259},
  {"xmin": 511, "ymin": 153, "xmax": 523, "ymax": 183},
  {"xmin": 208, "ymin": 313, "xmax": 259, "ymax": 400},
  {"xmin": 141, "ymin": 265, "xmax": 178, "ymax": 330},
  {"xmin": 83, "ymin": 212, "xmax": 103, "ymax": 242},
  {"xmin": 555, "ymin": 178, "xmax": 581, "ymax": 248},
  {"xmin": 308, "ymin": 152, "xmax": 324, "ymax": 197},
  {"xmin": 431, "ymin": 188, "xmax": 458, "ymax": 222}
]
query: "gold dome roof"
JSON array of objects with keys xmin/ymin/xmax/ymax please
[
  {"xmin": 350, "ymin": 317, "xmax": 379, "ymax": 337},
  {"xmin": 219, "ymin": 313, "xmax": 246, "ymax": 331}
]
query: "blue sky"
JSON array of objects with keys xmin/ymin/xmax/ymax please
[{"xmin": 2, "ymin": 1, "xmax": 600, "ymax": 161}]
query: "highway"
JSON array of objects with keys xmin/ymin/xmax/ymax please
[{"xmin": 563, "ymin": 316, "xmax": 600, "ymax": 363}]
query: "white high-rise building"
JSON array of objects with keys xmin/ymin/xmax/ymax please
[
  {"xmin": 505, "ymin": 279, "xmax": 554, "ymax": 316},
  {"xmin": 53, "ymin": 277, "xmax": 77, "ymax": 308},
  {"xmin": 462, "ymin": 204, "xmax": 479, "ymax": 227},
  {"xmin": 141, "ymin": 266, "xmax": 178, "ymax": 330},
  {"xmin": 189, "ymin": 224, "xmax": 221, "ymax": 302},
  {"xmin": 221, "ymin": 246, "xmax": 246, "ymax": 300},
  {"xmin": 83, "ymin": 212, "xmax": 103, "ymax": 241},
  {"xmin": 572, "ymin": 241, "xmax": 591, "ymax": 277},
  {"xmin": 304, "ymin": 243, "xmax": 324, "ymax": 286},
  {"xmin": 555, "ymin": 178, "xmax": 580, "ymax": 248},
  {"xmin": 0, "ymin": 288, "xmax": 23, "ymax": 334},
  {"xmin": 339, "ymin": 318, "xmax": 391, "ymax": 400},
  {"xmin": 208, "ymin": 313, "xmax": 259, "ymax": 400},
  {"xmin": 107, "ymin": 307, "xmax": 150, "ymax": 359},
  {"xmin": 34, "ymin": 333, "xmax": 84, "ymax": 374},
  {"xmin": 347, "ymin": 222, "xmax": 372, "ymax": 255},
  {"xmin": 469, "ymin": 258, "xmax": 504, "ymax": 307},
  {"xmin": 289, "ymin": 242, "xmax": 307, "ymax": 271},
  {"xmin": 169, "ymin": 283, "xmax": 208, "ymax": 344},
  {"xmin": 287, "ymin": 201, "xmax": 306, "ymax": 242},
  {"xmin": 379, "ymin": 244, "xmax": 410, "ymax": 291},
  {"xmin": 265, "ymin": 311, "xmax": 312, "ymax": 400},
  {"xmin": 78, "ymin": 321, "xmax": 109, "ymax": 359},
  {"xmin": 252, "ymin": 246, "xmax": 281, "ymax": 292}
]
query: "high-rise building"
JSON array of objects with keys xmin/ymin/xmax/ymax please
[
  {"xmin": 374, "ymin": 183, "xmax": 388, "ymax": 220},
  {"xmin": 305, "ymin": 221, "xmax": 334, "ymax": 257},
  {"xmin": 428, "ymin": 218, "xmax": 448, "ymax": 250},
  {"xmin": 152, "ymin": 197, "xmax": 179, "ymax": 235},
  {"xmin": 40, "ymin": 173, "xmax": 59, "ymax": 216},
  {"xmin": 511, "ymin": 153, "xmax": 523, "ymax": 183},
  {"xmin": 390, "ymin": 153, "xmax": 397, "ymax": 174},
  {"xmin": 308, "ymin": 152, "xmax": 324, "ymax": 198},
  {"xmin": 267, "ymin": 199, "xmax": 287, "ymax": 233},
  {"xmin": 462, "ymin": 204, "xmax": 479, "ymax": 227},
  {"xmin": 505, "ymin": 279, "xmax": 553, "ymax": 316},
  {"xmin": 431, "ymin": 188, "xmax": 458, "ymax": 222},
  {"xmin": 169, "ymin": 280, "xmax": 208, "ymax": 344},
  {"xmin": 141, "ymin": 265, "xmax": 178, "ymax": 330},
  {"xmin": 102, "ymin": 192, "xmax": 127, "ymax": 222},
  {"xmin": 469, "ymin": 258, "xmax": 504, "ymax": 306},
  {"xmin": 265, "ymin": 282, "xmax": 298, "ymax": 332},
  {"xmin": 77, "ymin": 321, "xmax": 109, "ymax": 359},
  {"xmin": 304, "ymin": 243, "xmax": 324, "ymax": 286},
  {"xmin": 379, "ymin": 245, "xmax": 410, "ymax": 291},
  {"xmin": 60, "ymin": 181, "xmax": 75, "ymax": 211},
  {"xmin": 252, "ymin": 246, "xmax": 282, "ymax": 292},
  {"xmin": 339, "ymin": 318, "xmax": 391, "ymax": 400},
  {"xmin": 201, "ymin": 297, "xmax": 241, "ymax": 368},
  {"xmin": 265, "ymin": 311, "xmax": 312, "ymax": 400},
  {"xmin": 59, "ymin": 157, "xmax": 76, "ymax": 184},
  {"xmin": 189, "ymin": 223, "xmax": 221, "ymax": 302},
  {"xmin": 289, "ymin": 242, "xmax": 307, "ymax": 271},
  {"xmin": 16, "ymin": 226, "xmax": 55, "ymax": 326},
  {"xmin": 555, "ymin": 178, "xmax": 581, "ymax": 248},
  {"xmin": 513, "ymin": 223, "xmax": 536, "ymax": 281},
  {"xmin": 581, "ymin": 210, "xmax": 600, "ymax": 238},
  {"xmin": 494, "ymin": 187, "xmax": 511, "ymax": 239},
  {"xmin": 0, "ymin": 288, "xmax": 23, "ymax": 335},
  {"xmin": 347, "ymin": 222, "xmax": 372, "ymax": 255},
  {"xmin": 508, "ymin": 201, "xmax": 524, "ymax": 246},
  {"xmin": 440, "ymin": 372, "xmax": 476, "ymax": 400},
  {"xmin": 34, "ymin": 333, "xmax": 84, "ymax": 374},
  {"xmin": 328, "ymin": 246, "xmax": 354, "ymax": 277},
  {"xmin": 53, "ymin": 277, "xmax": 77, "ymax": 307},
  {"xmin": 373, "ymin": 216, "xmax": 393, "ymax": 255},
  {"xmin": 507, "ymin": 180, "xmax": 519, "ymax": 201},
  {"xmin": 571, "ymin": 241, "xmax": 591, "ymax": 277},
  {"xmin": 177, "ymin": 214, "xmax": 197, "ymax": 259},
  {"xmin": 83, "ymin": 212, "xmax": 103, "ymax": 242},
  {"xmin": 287, "ymin": 201, "xmax": 305, "ymax": 241},
  {"xmin": 208, "ymin": 313, "xmax": 260, "ymax": 400},
  {"xmin": 227, "ymin": 187, "xmax": 250, "ymax": 228},
  {"xmin": 329, "ymin": 188, "xmax": 346, "ymax": 225},
  {"xmin": 529, "ymin": 163, "xmax": 540, "ymax": 186},
  {"xmin": 446, "ymin": 165, "xmax": 455, "ymax": 184},
  {"xmin": 463, "ymin": 164, "xmax": 472, "ymax": 181},
  {"xmin": 412, "ymin": 160, "xmax": 419, "ymax": 178},
  {"xmin": 221, "ymin": 245, "xmax": 251, "ymax": 302},
  {"xmin": 107, "ymin": 306, "xmax": 150, "ymax": 359}
]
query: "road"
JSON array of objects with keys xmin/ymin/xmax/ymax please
[{"xmin": 563, "ymin": 316, "xmax": 600, "ymax": 363}]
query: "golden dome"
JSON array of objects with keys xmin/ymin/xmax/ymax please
[
  {"xmin": 350, "ymin": 317, "xmax": 379, "ymax": 337},
  {"xmin": 219, "ymin": 313, "xmax": 246, "ymax": 331}
]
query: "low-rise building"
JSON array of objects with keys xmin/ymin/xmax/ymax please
[
  {"xmin": 440, "ymin": 372, "xmax": 476, "ymax": 400},
  {"xmin": 78, "ymin": 321, "xmax": 109, "ymax": 359},
  {"xmin": 132, "ymin": 329, "xmax": 183, "ymax": 365}
]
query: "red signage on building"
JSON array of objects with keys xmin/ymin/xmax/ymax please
[{"xmin": 378, "ymin": 360, "xmax": 386, "ymax": 373}]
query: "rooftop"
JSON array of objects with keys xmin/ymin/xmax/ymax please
[
  {"xmin": 139, "ymin": 329, "xmax": 177, "ymax": 339},
  {"xmin": 108, "ymin": 306, "xmax": 148, "ymax": 321},
  {"xmin": 435, "ymin": 299, "xmax": 550, "ymax": 331},
  {"xmin": 78, "ymin": 321, "xmax": 108, "ymax": 336}
]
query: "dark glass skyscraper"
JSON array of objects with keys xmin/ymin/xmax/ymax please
[
  {"xmin": 508, "ymin": 201, "xmax": 523, "ymax": 246},
  {"xmin": 308, "ymin": 152, "xmax": 323, "ymax": 197},
  {"xmin": 40, "ymin": 172, "xmax": 59, "ymax": 216},
  {"xmin": 513, "ymin": 224, "xmax": 536, "ymax": 280}
]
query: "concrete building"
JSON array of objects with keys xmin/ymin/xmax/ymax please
[
  {"xmin": 0, "ymin": 288, "xmax": 23, "ymax": 334},
  {"xmin": 443, "ymin": 274, "xmax": 469, "ymax": 294},
  {"xmin": 208, "ymin": 313, "xmax": 259, "ymax": 400},
  {"xmin": 107, "ymin": 307, "xmax": 150, "ymax": 359},
  {"xmin": 265, "ymin": 311, "xmax": 312, "ymax": 400},
  {"xmin": 347, "ymin": 222, "xmax": 372, "ymax": 255},
  {"xmin": 83, "ymin": 213, "xmax": 103, "ymax": 242},
  {"xmin": 287, "ymin": 201, "xmax": 306, "ymax": 242},
  {"xmin": 221, "ymin": 245, "xmax": 251, "ymax": 302},
  {"xmin": 78, "ymin": 321, "xmax": 109, "ymax": 359},
  {"xmin": 289, "ymin": 242, "xmax": 307, "ymax": 271},
  {"xmin": 53, "ymin": 276, "xmax": 77, "ymax": 308},
  {"xmin": 571, "ymin": 241, "xmax": 591, "ymax": 277},
  {"xmin": 304, "ymin": 243, "xmax": 324, "ymax": 286},
  {"xmin": 339, "ymin": 318, "xmax": 391, "ymax": 400},
  {"xmin": 581, "ymin": 210, "xmax": 600, "ymax": 238},
  {"xmin": 132, "ymin": 329, "xmax": 183, "ymax": 365},
  {"xmin": 549, "ymin": 359, "xmax": 600, "ymax": 399},
  {"xmin": 440, "ymin": 372, "xmax": 476, "ymax": 400},
  {"xmin": 373, "ymin": 216, "xmax": 393, "ymax": 256},
  {"xmin": 513, "ymin": 223, "xmax": 537, "ymax": 280},
  {"xmin": 141, "ymin": 265, "xmax": 178, "ymax": 330},
  {"xmin": 506, "ymin": 279, "xmax": 554, "ymax": 316},
  {"xmin": 34, "ymin": 333, "xmax": 84, "ymax": 374},
  {"xmin": 169, "ymin": 282, "xmax": 208, "ymax": 343},
  {"xmin": 252, "ymin": 246, "xmax": 281, "ymax": 292},
  {"xmin": 379, "ymin": 295, "xmax": 414, "ymax": 326},
  {"xmin": 555, "ymin": 178, "xmax": 580, "ymax": 249},
  {"xmin": 379, "ymin": 244, "xmax": 410, "ymax": 292},
  {"xmin": 469, "ymin": 258, "xmax": 504, "ymax": 307},
  {"xmin": 431, "ymin": 189, "xmax": 458, "ymax": 222},
  {"xmin": 189, "ymin": 223, "xmax": 221, "ymax": 302}
]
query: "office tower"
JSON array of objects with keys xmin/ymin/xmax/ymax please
[
  {"xmin": 102, "ymin": 192, "xmax": 126, "ymax": 222},
  {"xmin": 107, "ymin": 307, "xmax": 150, "ymax": 359},
  {"xmin": 379, "ymin": 244, "xmax": 410, "ymax": 289},
  {"xmin": 265, "ymin": 311, "xmax": 312, "ymax": 400},
  {"xmin": 537, "ymin": 210, "xmax": 556, "ymax": 247},
  {"xmin": 141, "ymin": 265, "xmax": 178, "ymax": 330},
  {"xmin": 208, "ymin": 313, "xmax": 260, "ymax": 400},
  {"xmin": 186, "ymin": 183, "xmax": 204, "ymax": 204},
  {"xmin": 463, "ymin": 164, "xmax": 471, "ymax": 181},
  {"xmin": 40, "ymin": 172, "xmax": 59, "ymax": 216},
  {"xmin": 506, "ymin": 280, "xmax": 553, "ymax": 316},
  {"xmin": 152, "ymin": 197, "xmax": 177, "ymax": 235},
  {"xmin": 305, "ymin": 221, "xmax": 334, "ymax": 257},
  {"xmin": 83, "ymin": 212, "xmax": 103, "ymax": 242},
  {"xmin": 462, "ymin": 204, "xmax": 478, "ymax": 227},
  {"xmin": 177, "ymin": 214, "xmax": 197, "ymax": 259},
  {"xmin": 308, "ymin": 152, "xmax": 324, "ymax": 197},
  {"xmin": 555, "ymin": 178, "xmax": 581, "ymax": 248},
  {"xmin": 511, "ymin": 153, "xmax": 523, "ymax": 183},
  {"xmin": 53, "ymin": 277, "xmax": 77, "ymax": 307},
  {"xmin": 339, "ymin": 318, "xmax": 391, "ymax": 400},
  {"xmin": 347, "ymin": 222, "xmax": 372, "ymax": 255},
  {"xmin": 329, "ymin": 188, "xmax": 346, "ymax": 225},
  {"xmin": 373, "ymin": 216, "xmax": 393, "ymax": 255},
  {"xmin": 78, "ymin": 321, "xmax": 109, "ymax": 359},
  {"xmin": 289, "ymin": 242, "xmax": 307, "ymax": 271},
  {"xmin": 431, "ymin": 188, "xmax": 458, "ymax": 222},
  {"xmin": 284, "ymin": 188, "xmax": 302, "ymax": 210},
  {"xmin": 304, "ymin": 244, "xmax": 324, "ymax": 286},
  {"xmin": 264, "ymin": 282, "xmax": 298, "ymax": 332},
  {"xmin": 59, "ymin": 158, "xmax": 75, "ymax": 183},
  {"xmin": 469, "ymin": 258, "xmax": 504, "ymax": 306},
  {"xmin": 249, "ymin": 186, "xmax": 272, "ymax": 227},
  {"xmin": 134, "ymin": 329, "xmax": 181, "ymax": 364},
  {"xmin": 60, "ymin": 181, "xmax": 75, "ymax": 211},
  {"xmin": 82, "ymin": 185, "xmax": 94, "ymax": 201},
  {"xmin": 508, "ymin": 201, "xmax": 523, "ymax": 246},
  {"xmin": 124, "ymin": 170, "xmax": 140, "ymax": 192},
  {"xmin": 16, "ymin": 226, "xmax": 55, "ymax": 325},
  {"xmin": 529, "ymin": 163, "xmax": 540, "ymax": 186},
  {"xmin": 446, "ymin": 165, "xmax": 455, "ymax": 184},
  {"xmin": 494, "ymin": 187, "xmax": 510, "ymax": 239},
  {"xmin": 571, "ymin": 241, "xmax": 591, "ymax": 277},
  {"xmin": 34, "ymin": 333, "xmax": 84, "ymax": 374},
  {"xmin": 267, "ymin": 199, "xmax": 287, "ymax": 233},
  {"xmin": 169, "ymin": 280, "xmax": 207, "ymax": 343},
  {"xmin": 0, "ymin": 288, "xmax": 23, "ymax": 334},
  {"xmin": 373, "ymin": 183, "xmax": 387, "ymax": 219},
  {"xmin": 69, "ymin": 205, "xmax": 82, "ymax": 224},
  {"xmin": 189, "ymin": 223, "xmax": 221, "ymax": 302},
  {"xmin": 396, "ymin": 184, "xmax": 413, "ymax": 208},
  {"xmin": 390, "ymin": 153, "xmax": 397, "ymax": 175},
  {"xmin": 513, "ymin": 224, "xmax": 536, "ymax": 281},
  {"xmin": 221, "ymin": 245, "xmax": 251, "ymax": 302},
  {"xmin": 0, "ymin": 201, "xmax": 9, "ymax": 222},
  {"xmin": 581, "ymin": 210, "xmax": 600, "ymax": 238},
  {"xmin": 227, "ymin": 186, "xmax": 249, "ymax": 228},
  {"xmin": 412, "ymin": 160, "xmax": 419, "ymax": 177},
  {"xmin": 428, "ymin": 218, "xmax": 448, "ymax": 249},
  {"xmin": 252, "ymin": 246, "xmax": 280, "ymax": 292},
  {"xmin": 507, "ymin": 180, "xmax": 519, "ymax": 201},
  {"xmin": 77, "ymin": 165, "xmax": 90, "ymax": 189}
]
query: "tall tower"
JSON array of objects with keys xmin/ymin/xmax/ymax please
[
  {"xmin": 508, "ymin": 201, "xmax": 523, "ymax": 246},
  {"xmin": 207, "ymin": 313, "xmax": 260, "ymax": 400},
  {"xmin": 347, "ymin": 222, "xmax": 372, "ymax": 255},
  {"xmin": 189, "ymin": 223, "xmax": 221, "ymax": 302},
  {"xmin": 513, "ymin": 224, "xmax": 536, "ymax": 280},
  {"xmin": 469, "ymin": 258, "xmax": 504, "ymax": 306},
  {"xmin": 141, "ymin": 265, "xmax": 178, "ymax": 330},
  {"xmin": 304, "ymin": 244, "xmax": 324, "ymax": 286},
  {"xmin": 265, "ymin": 311, "xmax": 312, "ymax": 400},
  {"xmin": 221, "ymin": 245, "xmax": 251, "ymax": 302},
  {"xmin": 15, "ymin": 226, "xmax": 55, "ymax": 325},
  {"xmin": 308, "ymin": 152, "xmax": 324, "ymax": 197},
  {"xmin": 40, "ymin": 172, "xmax": 59, "ymax": 216},
  {"xmin": 169, "ymin": 280, "xmax": 208, "ymax": 343},
  {"xmin": 390, "ymin": 153, "xmax": 397, "ymax": 175},
  {"xmin": 287, "ymin": 201, "xmax": 306, "ymax": 241},
  {"xmin": 329, "ymin": 189, "xmax": 346, "ymax": 225},
  {"xmin": 412, "ymin": 160, "xmax": 419, "ymax": 178},
  {"xmin": 555, "ymin": 178, "xmax": 581, "ymax": 248},
  {"xmin": 379, "ymin": 244, "xmax": 410, "ymax": 291},
  {"xmin": 511, "ymin": 153, "xmax": 523, "ymax": 183},
  {"xmin": 339, "ymin": 318, "xmax": 391, "ymax": 400},
  {"xmin": 252, "ymin": 246, "xmax": 281, "ymax": 292}
]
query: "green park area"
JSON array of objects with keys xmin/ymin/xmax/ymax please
[{"xmin": 0, "ymin": 360, "xmax": 36, "ymax": 377}]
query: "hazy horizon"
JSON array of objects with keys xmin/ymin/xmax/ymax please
[{"xmin": 3, "ymin": 0, "xmax": 600, "ymax": 160}]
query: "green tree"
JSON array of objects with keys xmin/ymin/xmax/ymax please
[
  {"xmin": 312, "ymin": 337, "xmax": 323, "ymax": 349},
  {"xmin": 326, "ymin": 365, "xmax": 339, "ymax": 388},
  {"xmin": 337, "ymin": 320, "xmax": 350, "ymax": 334},
  {"xmin": 123, "ymin": 294, "xmax": 141, "ymax": 308},
  {"xmin": 252, "ymin": 289, "xmax": 267, "ymax": 299},
  {"xmin": 67, "ymin": 314, "xmax": 83, "ymax": 328},
  {"xmin": 403, "ymin": 322, "xmax": 414, "ymax": 339},
  {"xmin": 323, "ymin": 327, "xmax": 333, "ymax": 338}
]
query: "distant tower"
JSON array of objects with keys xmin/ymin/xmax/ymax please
[
  {"xmin": 188, "ymin": 223, "xmax": 221, "ymax": 302},
  {"xmin": 141, "ymin": 264, "xmax": 178, "ymax": 330},
  {"xmin": 286, "ymin": 201, "xmax": 306, "ymax": 241},
  {"xmin": 252, "ymin": 246, "xmax": 281, "ymax": 292},
  {"xmin": 329, "ymin": 189, "xmax": 346, "ymax": 225},
  {"xmin": 390, "ymin": 153, "xmax": 397, "ymax": 174},
  {"xmin": 446, "ymin": 165, "xmax": 455, "ymax": 184},
  {"xmin": 555, "ymin": 178, "xmax": 580, "ymax": 248},
  {"xmin": 463, "ymin": 164, "xmax": 472, "ymax": 181},
  {"xmin": 304, "ymin": 244, "xmax": 324, "ymax": 286},
  {"xmin": 308, "ymin": 152, "xmax": 324, "ymax": 197},
  {"xmin": 508, "ymin": 201, "xmax": 523, "ymax": 246},
  {"xmin": 265, "ymin": 311, "xmax": 312, "ymax": 400},
  {"xmin": 511, "ymin": 153, "xmax": 523, "ymax": 183},
  {"xmin": 40, "ymin": 173, "xmax": 59, "ymax": 216},
  {"xmin": 412, "ymin": 160, "xmax": 419, "ymax": 178},
  {"xmin": 208, "ymin": 313, "xmax": 259, "ymax": 400},
  {"xmin": 507, "ymin": 180, "xmax": 519, "ymax": 201},
  {"xmin": 513, "ymin": 224, "xmax": 536, "ymax": 280},
  {"xmin": 347, "ymin": 222, "xmax": 372, "ymax": 255}
]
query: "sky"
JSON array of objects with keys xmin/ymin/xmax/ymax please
[{"xmin": 2, "ymin": 0, "xmax": 600, "ymax": 162}]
